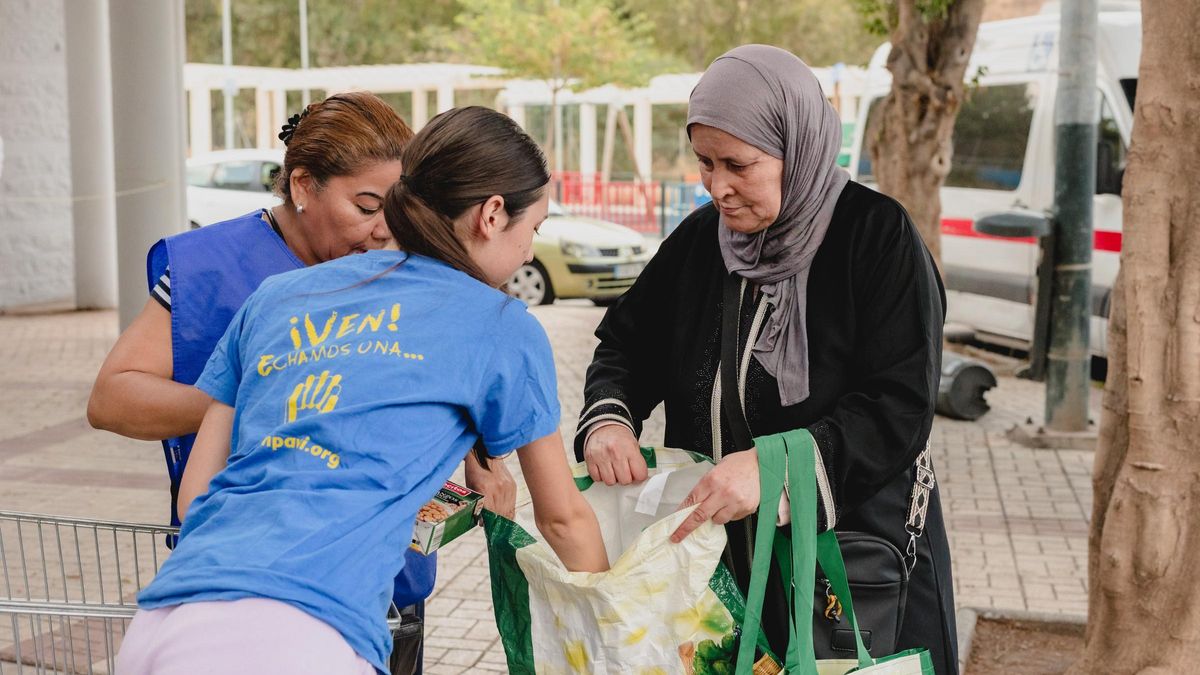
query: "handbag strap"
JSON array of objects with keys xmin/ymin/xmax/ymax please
[
  {"xmin": 905, "ymin": 441, "xmax": 935, "ymax": 574},
  {"xmin": 735, "ymin": 430, "xmax": 873, "ymax": 674}
]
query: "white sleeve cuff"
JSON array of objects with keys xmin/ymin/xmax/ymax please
[{"xmin": 583, "ymin": 418, "xmax": 634, "ymax": 450}]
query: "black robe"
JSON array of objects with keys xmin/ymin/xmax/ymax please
[{"xmin": 574, "ymin": 181, "xmax": 957, "ymax": 674}]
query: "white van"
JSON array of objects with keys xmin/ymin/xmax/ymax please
[{"xmin": 849, "ymin": 3, "xmax": 1141, "ymax": 356}]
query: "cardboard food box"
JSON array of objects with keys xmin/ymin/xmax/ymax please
[{"xmin": 411, "ymin": 481, "xmax": 485, "ymax": 555}]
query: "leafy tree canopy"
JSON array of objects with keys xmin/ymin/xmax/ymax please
[
  {"xmin": 185, "ymin": 0, "xmax": 882, "ymax": 71},
  {"xmin": 454, "ymin": 0, "xmax": 667, "ymax": 92},
  {"xmin": 619, "ymin": 0, "xmax": 880, "ymax": 69}
]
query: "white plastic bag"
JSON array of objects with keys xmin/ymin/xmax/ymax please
[{"xmin": 485, "ymin": 448, "xmax": 760, "ymax": 674}]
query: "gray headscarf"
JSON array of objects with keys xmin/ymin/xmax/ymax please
[{"xmin": 688, "ymin": 44, "xmax": 850, "ymax": 407}]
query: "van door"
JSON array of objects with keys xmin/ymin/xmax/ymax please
[
  {"xmin": 856, "ymin": 79, "xmax": 1046, "ymax": 344},
  {"xmin": 1090, "ymin": 86, "xmax": 1132, "ymax": 356}
]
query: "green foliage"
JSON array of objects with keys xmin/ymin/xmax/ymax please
[
  {"xmin": 186, "ymin": 0, "xmax": 882, "ymax": 72},
  {"xmin": 185, "ymin": 0, "xmax": 464, "ymax": 67},
  {"xmin": 854, "ymin": 0, "xmax": 893, "ymax": 36},
  {"xmin": 454, "ymin": 0, "xmax": 665, "ymax": 93},
  {"xmin": 620, "ymin": 0, "xmax": 881, "ymax": 68},
  {"xmin": 966, "ymin": 64, "xmax": 990, "ymax": 96},
  {"xmin": 852, "ymin": 0, "xmax": 961, "ymax": 36},
  {"xmin": 916, "ymin": 0, "xmax": 954, "ymax": 21}
]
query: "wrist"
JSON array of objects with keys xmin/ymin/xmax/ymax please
[{"xmin": 584, "ymin": 419, "xmax": 633, "ymax": 449}]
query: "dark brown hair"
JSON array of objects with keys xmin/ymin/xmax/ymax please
[
  {"xmin": 383, "ymin": 106, "xmax": 549, "ymax": 285},
  {"xmin": 273, "ymin": 91, "xmax": 414, "ymax": 202}
]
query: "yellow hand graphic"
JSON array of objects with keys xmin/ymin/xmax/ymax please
[{"xmin": 286, "ymin": 370, "xmax": 344, "ymax": 422}]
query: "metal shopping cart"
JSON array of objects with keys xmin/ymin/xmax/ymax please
[{"xmin": 0, "ymin": 511, "xmax": 408, "ymax": 675}]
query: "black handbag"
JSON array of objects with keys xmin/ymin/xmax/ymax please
[
  {"xmin": 811, "ymin": 531, "xmax": 908, "ymax": 657},
  {"xmin": 718, "ymin": 274, "xmax": 936, "ymax": 659},
  {"xmin": 388, "ymin": 602, "xmax": 425, "ymax": 675}
]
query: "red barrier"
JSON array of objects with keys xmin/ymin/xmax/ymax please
[{"xmin": 552, "ymin": 173, "xmax": 660, "ymax": 234}]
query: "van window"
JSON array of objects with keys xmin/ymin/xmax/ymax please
[{"xmin": 857, "ymin": 83, "xmax": 1038, "ymax": 191}]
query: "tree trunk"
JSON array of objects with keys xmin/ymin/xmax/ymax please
[
  {"xmin": 868, "ymin": 0, "xmax": 985, "ymax": 268},
  {"xmin": 1069, "ymin": 1, "xmax": 1200, "ymax": 671}
]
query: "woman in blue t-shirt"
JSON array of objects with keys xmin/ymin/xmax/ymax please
[{"xmin": 115, "ymin": 107, "xmax": 610, "ymax": 675}]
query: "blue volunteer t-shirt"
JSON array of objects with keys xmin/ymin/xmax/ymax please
[{"xmin": 137, "ymin": 251, "xmax": 561, "ymax": 673}]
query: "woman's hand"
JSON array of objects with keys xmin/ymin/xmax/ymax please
[
  {"xmin": 583, "ymin": 423, "xmax": 648, "ymax": 486},
  {"xmin": 464, "ymin": 451, "xmax": 517, "ymax": 520},
  {"xmin": 670, "ymin": 448, "xmax": 760, "ymax": 543}
]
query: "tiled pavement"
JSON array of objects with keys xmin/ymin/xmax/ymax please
[{"xmin": 0, "ymin": 306, "xmax": 1098, "ymax": 672}]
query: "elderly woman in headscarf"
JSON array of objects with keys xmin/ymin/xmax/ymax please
[{"xmin": 574, "ymin": 45, "xmax": 956, "ymax": 673}]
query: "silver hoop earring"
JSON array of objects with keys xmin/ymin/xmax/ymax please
[{"xmin": 296, "ymin": 204, "xmax": 305, "ymax": 214}]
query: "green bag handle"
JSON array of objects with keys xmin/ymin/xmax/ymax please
[
  {"xmin": 734, "ymin": 429, "xmax": 873, "ymax": 674},
  {"xmin": 733, "ymin": 431, "xmax": 790, "ymax": 671}
]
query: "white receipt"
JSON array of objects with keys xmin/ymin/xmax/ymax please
[{"xmin": 634, "ymin": 470, "xmax": 675, "ymax": 515}]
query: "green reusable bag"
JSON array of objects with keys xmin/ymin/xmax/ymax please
[
  {"xmin": 735, "ymin": 430, "xmax": 935, "ymax": 675},
  {"xmin": 484, "ymin": 446, "xmax": 776, "ymax": 674}
]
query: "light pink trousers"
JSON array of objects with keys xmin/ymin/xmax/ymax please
[{"xmin": 116, "ymin": 598, "xmax": 376, "ymax": 674}]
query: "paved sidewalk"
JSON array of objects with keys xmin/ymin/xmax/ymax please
[{"xmin": 0, "ymin": 306, "xmax": 1097, "ymax": 672}]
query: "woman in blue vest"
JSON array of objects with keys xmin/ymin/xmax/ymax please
[
  {"xmin": 115, "ymin": 105, "xmax": 609, "ymax": 675},
  {"xmin": 88, "ymin": 92, "xmax": 510, "ymax": 672}
]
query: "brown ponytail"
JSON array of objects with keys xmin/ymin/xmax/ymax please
[{"xmin": 383, "ymin": 106, "xmax": 549, "ymax": 285}]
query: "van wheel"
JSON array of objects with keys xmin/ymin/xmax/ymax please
[{"xmin": 507, "ymin": 260, "xmax": 555, "ymax": 305}]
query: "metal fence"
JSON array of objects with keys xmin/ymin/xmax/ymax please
[
  {"xmin": 0, "ymin": 511, "xmax": 405, "ymax": 674},
  {"xmin": 551, "ymin": 173, "xmax": 710, "ymax": 238},
  {"xmin": 0, "ymin": 511, "xmax": 175, "ymax": 674}
]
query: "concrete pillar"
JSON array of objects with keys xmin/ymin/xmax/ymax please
[
  {"xmin": 411, "ymin": 88, "xmax": 428, "ymax": 130},
  {"xmin": 255, "ymin": 88, "xmax": 273, "ymax": 149},
  {"xmin": 188, "ymin": 87, "xmax": 213, "ymax": 155},
  {"xmin": 633, "ymin": 99, "xmax": 652, "ymax": 182},
  {"xmin": 221, "ymin": 0, "xmax": 234, "ymax": 149},
  {"xmin": 579, "ymin": 103, "xmax": 597, "ymax": 201},
  {"xmin": 507, "ymin": 104, "xmax": 526, "ymax": 129},
  {"xmin": 271, "ymin": 89, "xmax": 287, "ymax": 149},
  {"xmin": 0, "ymin": 0, "xmax": 73, "ymax": 310},
  {"xmin": 579, "ymin": 104, "xmax": 598, "ymax": 176},
  {"xmin": 110, "ymin": 0, "xmax": 189, "ymax": 329},
  {"xmin": 436, "ymin": 84, "xmax": 454, "ymax": 114},
  {"xmin": 600, "ymin": 103, "xmax": 619, "ymax": 182},
  {"xmin": 65, "ymin": 0, "xmax": 118, "ymax": 309},
  {"xmin": 553, "ymin": 102, "xmax": 565, "ymax": 175}
]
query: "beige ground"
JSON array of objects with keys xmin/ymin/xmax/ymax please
[{"xmin": 0, "ymin": 305, "xmax": 1097, "ymax": 672}]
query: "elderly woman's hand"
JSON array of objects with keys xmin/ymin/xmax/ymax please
[
  {"xmin": 670, "ymin": 449, "xmax": 760, "ymax": 543},
  {"xmin": 584, "ymin": 424, "xmax": 648, "ymax": 486}
]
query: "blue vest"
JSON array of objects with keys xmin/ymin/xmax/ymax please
[{"xmin": 146, "ymin": 211, "xmax": 437, "ymax": 607}]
